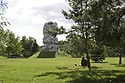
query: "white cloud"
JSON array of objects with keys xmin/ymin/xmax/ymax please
[{"xmin": 4, "ymin": 0, "xmax": 73, "ymax": 46}]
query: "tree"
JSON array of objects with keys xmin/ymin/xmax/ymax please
[
  {"xmin": 89, "ymin": 0, "xmax": 125, "ymax": 64},
  {"xmin": 32, "ymin": 39, "xmax": 39, "ymax": 54},
  {"xmin": 5, "ymin": 30, "xmax": 23, "ymax": 58},
  {"xmin": 0, "ymin": 28, "xmax": 6, "ymax": 55},
  {"xmin": 0, "ymin": 29, "xmax": 24, "ymax": 58},
  {"xmin": 65, "ymin": 27, "xmax": 86, "ymax": 57},
  {"xmin": 0, "ymin": 0, "xmax": 7, "ymax": 54},
  {"xmin": 21, "ymin": 36, "xmax": 39, "ymax": 58},
  {"xmin": 90, "ymin": 42, "xmax": 106, "ymax": 62},
  {"xmin": 0, "ymin": 0, "xmax": 11, "ymax": 57},
  {"xmin": 62, "ymin": 0, "xmax": 94, "ymax": 71}
]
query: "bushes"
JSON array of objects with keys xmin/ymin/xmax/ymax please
[
  {"xmin": 90, "ymin": 46, "xmax": 106, "ymax": 62},
  {"xmin": 56, "ymin": 51, "xmax": 69, "ymax": 56},
  {"xmin": 23, "ymin": 51, "xmax": 31, "ymax": 58},
  {"xmin": 21, "ymin": 36, "xmax": 39, "ymax": 58}
]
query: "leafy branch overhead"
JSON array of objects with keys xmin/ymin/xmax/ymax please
[
  {"xmin": 46, "ymin": 26, "xmax": 66, "ymax": 36},
  {"xmin": 0, "ymin": 0, "xmax": 10, "ymax": 28}
]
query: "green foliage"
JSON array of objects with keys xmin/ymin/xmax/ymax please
[
  {"xmin": 6, "ymin": 32, "xmax": 24, "ymax": 58},
  {"xmin": 0, "ymin": 30, "xmax": 39, "ymax": 58},
  {"xmin": 56, "ymin": 51, "xmax": 70, "ymax": 56},
  {"xmin": 89, "ymin": 0, "xmax": 125, "ymax": 64},
  {"xmin": 38, "ymin": 51, "xmax": 56, "ymax": 58},
  {"xmin": 0, "ymin": 1, "xmax": 9, "ymax": 55},
  {"xmin": 21, "ymin": 36, "xmax": 39, "ymax": 58},
  {"xmin": 66, "ymin": 32, "xmax": 85, "ymax": 57},
  {"xmin": 23, "ymin": 51, "xmax": 31, "ymax": 58},
  {"xmin": 0, "ymin": 1, "xmax": 24, "ymax": 58},
  {"xmin": 46, "ymin": 25, "xmax": 66, "ymax": 36},
  {"xmin": 91, "ymin": 46, "xmax": 105, "ymax": 62},
  {"xmin": 0, "ymin": 29, "xmax": 24, "ymax": 58},
  {"xmin": 0, "ymin": 28, "xmax": 6, "ymax": 54},
  {"xmin": 62, "ymin": 0, "xmax": 125, "ymax": 65},
  {"xmin": 58, "ymin": 32, "xmax": 86, "ymax": 58},
  {"xmin": 88, "ymin": 0, "xmax": 125, "ymax": 47},
  {"xmin": 32, "ymin": 40, "xmax": 39, "ymax": 54},
  {"xmin": 62, "ymin": 0, "xmax": 97, "ymax": 70},
  {"xmin": 0, "ymin": 0, "xmax": 10, "ymax": 28}
]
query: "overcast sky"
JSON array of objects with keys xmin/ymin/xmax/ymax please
[{"xmin": 4, "ymin": 0, "xmax": 74, "ymax": 45}]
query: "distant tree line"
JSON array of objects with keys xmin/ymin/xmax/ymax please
[
  {"xmin": 0, "ymin": 1, "xmax": 39, "ymax": 58},
  {"xmin": 0, "ymin": 28, "xmax": 39, "ymax": 58}
]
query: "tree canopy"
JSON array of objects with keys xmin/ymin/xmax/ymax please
[{"xmin": 62, "ymin": 0, "xmax": 125, "ymax": 70}]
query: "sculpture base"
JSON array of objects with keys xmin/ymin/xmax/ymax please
[{"xmin": 37, "ymin": 51, "xmax": 56, "ymax": 58}]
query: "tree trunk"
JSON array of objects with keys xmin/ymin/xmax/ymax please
[
  {"xmin": 85, "ymin": 29, "xmax": 91, "ymax": 71},
  {"xmin": 7, "ymin": 53, "xmax": 10, "ymax": 59},
  {"xmin": 119, "ymin": 54, "xmax": 122, "ymax": 64},
  {"xmin": 118, "ymin": 48, "xmax": 122, "ymax": 64},
  {"xmin": 86, "ymin": 49, "xmax": 91, "ymax": 71}
]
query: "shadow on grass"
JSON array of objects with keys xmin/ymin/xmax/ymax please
[
  {"xmin": 55, "ymin": 66, "xmax": 102, "ymax": 71},
  {"xmin": 110, "ymin": 64, "xmax": 125, "ymax": 67},
  {"xmin": 91, "ymin": 61, "xmax": 108, "ymax": 63},
  {"xmin": 0, "ymin": 65, "xmax": 6, "ymax": 67},
  {"xmin": 0, "ymin": 65, "xmax": 9, "ymax": 68},
  {"xmin": 34, "ymin": 67, "xmax": 125, "ymax": 83}
]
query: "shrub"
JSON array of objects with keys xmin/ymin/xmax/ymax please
[
  {"xmin": 56, "ymin": 51, "xmax": 70, "ymax": 56},
  {"xmin": 90, "ymin": 46, "xmax": 105, "ymax": 62},
  {"xmin": 23, "ymin": 51, "xmax": 31, "ymax": 58}
]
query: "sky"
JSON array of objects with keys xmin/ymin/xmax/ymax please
[{"xmin": 4, "ymin": 0, "xmax": 74, "ymax": 46}]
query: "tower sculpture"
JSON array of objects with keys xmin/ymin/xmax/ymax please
[{"xmin": 38, "ymin": 21, "xmax": 58, "ymax": 58}]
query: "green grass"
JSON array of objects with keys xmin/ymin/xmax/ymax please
[
  {"xmin": 0, "ymin": 56, "xmax": 125, "ymax": 83},
  {"xmin": 28, "ymin": 51, "xmax": 40, "ymax": 59}
]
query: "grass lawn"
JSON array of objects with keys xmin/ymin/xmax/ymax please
[{"xmin": 0, "ymin": 55, "xmax": 125, "ymax": 83}]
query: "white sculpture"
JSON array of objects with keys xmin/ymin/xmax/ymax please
[{"xmin": 42, "ymin": 21, "xmax": 58, "ymax": 52}]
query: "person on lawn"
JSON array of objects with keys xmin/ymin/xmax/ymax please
[
  {"xmin": 75, "ymin": 57, "xmax": 88, "ymax": 66},
  {"xmin": 81, "ymin": 57, "xmax": 88, "ymax": 66}
]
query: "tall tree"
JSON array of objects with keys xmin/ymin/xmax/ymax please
[
  {"xmin": 32, "ymin": 39, "xmax": 39, "ymax": 54},
  {"xmin": 89, "ymin": 0, "xmax": 125, "ymax": 64},
  {"xmin": 21, "ymin": 36, "xmax": 39, "ymax": 58},
  {"xmin": 62, "ymin": 0, "xmax": 94, "ymax": 71},
  {"xmin": 6, "ymin": 31, "xmax": 23, "ymax": 58},
  {"xmin": 0, "ymin": 0, "xmax": 7, "ymax": 54},
  {"xmin": 63, "ymin": 0, "xmax": 125, "ymax": 69},
  {"xmin": 0, "ymin": 0, "xmax": 10, "ymax": 56},
  {"xmin": 0, "ymin": 29, "xmax": 23, "ymax": 58}
]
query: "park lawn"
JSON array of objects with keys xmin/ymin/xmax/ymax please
[{"xmin": 0, "ymin": 56, "xmax": 125, "ymax": 83}]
